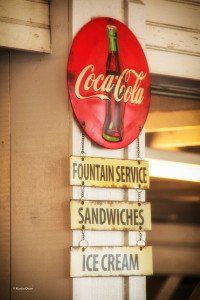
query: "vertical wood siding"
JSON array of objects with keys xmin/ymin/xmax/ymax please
[
  {"xmin": 0, "ymin": 51, "xmax": 10, "ymax": 300},
  {"xmin": 10, "ymin": 1, "xmax": 71, "ymax": 299}
]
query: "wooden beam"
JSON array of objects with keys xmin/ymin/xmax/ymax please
[
  {"xmin": 155, "ymin": 276, "xmax": 182, "ymax": 300},
  {"xmin": 150, "ymin": 74, "xmax": 200, "ymax": 100},
  {"xmin": 146, "ymin": 110, "xmax": 200, "ymax": 133},
  {"xmin": 150, "ymin": 94, "xmax": 200, "ymax": 114},
  {"xmin": 146, "ymin": 98, "xmax": 200, "ymax": 149},
  {"xmin": 149, "ymin": 128, "xmax": 200, "ymax": 148},
  {"xmin": 146, "ymin": 147, "xmax": 200, "ymax": 164},
  {"xmin": 146, "ymin": 148, "xmax": 200, "ymax": 183}
]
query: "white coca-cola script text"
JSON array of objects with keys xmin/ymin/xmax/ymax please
[{"xmin": 75, "ymin": 64, "xmax": 147, "ymax": 104}]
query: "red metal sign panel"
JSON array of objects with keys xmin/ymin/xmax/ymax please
[{"xmin": 67, "ymin": 17, "xmax": 150, "ymax": 149}]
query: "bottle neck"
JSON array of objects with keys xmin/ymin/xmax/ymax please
[{"xmin": 108, "ymin": 35, "xmax": 118, "ymax": 52}]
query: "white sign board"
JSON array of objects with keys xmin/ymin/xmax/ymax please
[
  {"xmin": 70, "ymin": 156, "xmax": 149, "ymax": 189},
  {"xmin": 70, "ymin": 200, "xmax": 152, "ymax": 231},
  {"xmin": 70, "ymin": 246, "xmax": 153, "ymax": 277}
]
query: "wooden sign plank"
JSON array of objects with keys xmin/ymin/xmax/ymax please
[
  {"xmin": 70, "ymin": 200, "xmax": 151, "ymax": 231},
  {"xmin": 70, "ymin": 156, "xmax": 149, "ymax": 189},
  {"xmin": 70, "ymin": 246, "xmax": 153, "ymax": 277}
]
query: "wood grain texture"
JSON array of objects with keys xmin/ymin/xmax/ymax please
[
  {"xmin": 10, "ymin": 1, "xmax": 71, "ymax": 299},
  {"xmin": 143, "ymin": 0, "xmax": 200, "ymax": 79},
  {"xmin": 146, "ymin": 23, "xmax": 200, "ymax": 57},
  {"xmin": 144, "ymin": 0, "xmax": 200, "ymax": 29},
  {"xmin": 0, "ymin": 0, "xmax": 50, "ymax": 52},
  {"xmin": 0, "ymin": 0, "xmax": 49, "ymax": 25},
  {"xmin": 0, "ymin": 51, "xmax": 10, "ymax": 300}
]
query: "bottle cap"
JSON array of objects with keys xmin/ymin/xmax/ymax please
[{"xmin": 107, "ymin": 25, "xmax": 118, "ymax": 38}]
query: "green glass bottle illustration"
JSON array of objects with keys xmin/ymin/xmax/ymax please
[{"xmin": 102, "ymin": 25, "xmax": 125, "ymax": 142}]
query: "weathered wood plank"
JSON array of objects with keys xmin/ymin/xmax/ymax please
[
  {"xmin": 146, "ymin": 23, "xmax": 200, "ymax": 57},
  {"xmin": 146, "ymin": 48, "xmax": 200, "ymax": 80},
  {"xmin": 144, "ymin": 0, "xmax": 200, "ymax": 30},
  {"xmin": 70, "ymin": 200, "xmax": 152, "ymax": 231},
  {"xmin": 70, "ymin": 246, "xmax": 153, "ymax": 277},
  {"xmin": 0, "ymin": 0, "xmax": 49, "ymax": 25},
  {"xmin": 143, "ymin": 0, "xmax": 200, "ymax": 79},
  {"xmin": 70, "ymin": 156, "xmax": 149, "ymax": 189},
  {"xmin": 0, "ymin": 21, "xmax": 50, "ymax": 53},
  {"xmin": 0, "ymin": 0, "xmax": 50, "ymax": 52}
]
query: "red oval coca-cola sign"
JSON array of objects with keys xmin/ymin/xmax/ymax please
[{"xmin": 67, "ymin": 17, "xmax": 150, "ymax": 149}]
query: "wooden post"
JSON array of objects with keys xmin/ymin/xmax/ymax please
[
  {"xmin": 71, "ymin": 1, "xmax": 147, "ymax": 299},
  {"xmin": 127, "ymin": 2, "xmax": 147, "ymax": 299}
]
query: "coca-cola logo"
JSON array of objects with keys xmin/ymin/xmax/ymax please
[
  {"xmin": 75, "ymin": 64, "xmax": 147, "ymax": 104},
  {"xmin": 67, "ymin": 17, "xmax": 150, "ymax": 149}
]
